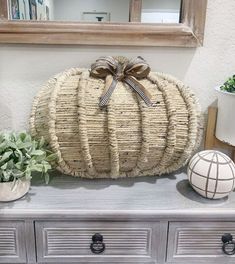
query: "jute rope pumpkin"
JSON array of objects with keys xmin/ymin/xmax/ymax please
[{"xmin": 30, "ymin": 56, "xmax": 203, "ymax": 179}]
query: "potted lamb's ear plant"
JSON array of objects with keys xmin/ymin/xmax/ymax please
[
  {"xmin": 0, "ymin": 131, "xmax": 57, "ymax": 202},
  {"xmin": 215, "ymin": 75, "xmax": 235, "ymax": 146}
]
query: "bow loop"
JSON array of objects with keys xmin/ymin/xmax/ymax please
[
  {"xmin": 90, "ymin": 56, "xmax": 119, "ymax": 78},
  {"xmin": 90, "ymin": 56, "xmax": 153, "ymax": 107},
  {"xmin": 124, "ymin": 56, "xmax": 151, "ymax": 79}
]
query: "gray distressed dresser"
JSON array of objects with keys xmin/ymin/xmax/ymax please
[{"xmin": 1, "ymin": 171, "xmax": 235, "ymax": 264}]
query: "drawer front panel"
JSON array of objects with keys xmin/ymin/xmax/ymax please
[
  {"xmin": 0, "ymin": 221, "xmax": 26, "ymax": 263},
  {"xmin": 167, "ymin": 222, "xmax": 235, "ymax": 263},
  {"xmin": 35, "ymin": 221, "xmax": 159, "ymax": 263}
]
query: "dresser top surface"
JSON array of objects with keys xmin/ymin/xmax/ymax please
[{"xmin": 1, "ymin": 170, "xmax": 235, "ymax": 219}]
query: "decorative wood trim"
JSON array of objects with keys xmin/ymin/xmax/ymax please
[
  {"xmin": 0, "ymin": 0, "xmax": 8, "ymax": 20},
  {"xmin": 129, "ymin": 0, "xmax": 142, "ymax": 22},
  {"xmin": 0, "ymin": 21, "xmax": 196, "ymax": 46},
  {"xmin": 180, "ymin": 0, "xmax": 208, "ymax": 45},
  {"xmin": 205, "ymin": 106, "xmax": 218, "ymax": 150},
  {"xmin": 205, "ymin": 105, "xmax": 235, "ymax": 162},
  {"xmin": 0, "ymin": 0, "xmax": 208, "ymax": 47}
]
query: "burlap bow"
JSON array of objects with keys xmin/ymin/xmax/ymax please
[{"xmin": 90, "ymin": 56, "xmax": 153, "ymax": 107}]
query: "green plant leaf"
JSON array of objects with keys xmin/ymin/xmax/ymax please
[
  {"xmin": 15, "ymin": 162, "xmax": 22, "ymax": 170},
  {"xmin": 7, "ymin": 141, "xmax": 17, "ymax": 149},
  {"xmin": 19, "ymin": 132, "xmax": 26, "ymax": 141},
  {"xmin": 2, "ymin": 170, "xmax": 12, "ymax": 182},
  {"xmin": 0, "ymin": 132, "xmax": 56, "ymax": 184},
  {"xmin": 1, "ymin": 162, "xmax": 8, "ymax": 170},
  {"xmin": 0, "ymin": 142, "xmax": 7, "ymax": 152},
  {"xmin": 17, "ymin": 141, "xmax": 33, "ymax": 149},
  {"xmin": 25, "ymin": 153, "xmax": 31, "ymax": 159},
  {"xmin": 31, "ymin": 150, "xmax": 45, "ymax": 156},
  {"xmin": 44, "ymin": 172, "xmax": 50, "ymax": 184},
  {"xmin": 12, "ymin": 169, "xmax": 24, "ymax": 178},
  {"xmin": 31, "ymin": 164, "xmax": 44, "ymax": 172},
  {"xmin": 25, "ymin": 166, "xmax": 31, "ymax": 180},
  {"xmin": 221, "ymin": 74, "xmax": 235, "ymax": 93},
  {"xmin": 11, "ymin": 176, "xmax": 17, "ymax": 192},
  {"xmin": 42, "ymin": 162, "xmax": 52, "ymax": 173},
  {"xmin": 39, "ymin": 137, "xmax": 45, "ymax": 148},
  {"xmin": 7, "ymin": 159, "xmax": 14, "ymax": 169},
  {"xmin": 14, "ymin": 149, "xmax": 23, "ymax": 163},
  {"xmin": 46, "ymin": 153, "xmax": 57, "ymax": 162},
  {"xmin": 0, "ymin": 150, "xmax": 13, "ymax": 164}
]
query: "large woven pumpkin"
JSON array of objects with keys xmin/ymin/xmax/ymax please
[{"xmin": 30, "ymin": 57, "xmax": 203, "ymax": 179}]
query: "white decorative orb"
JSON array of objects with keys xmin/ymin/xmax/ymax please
[{"xmin": 187, "ymin": 150, "xmax": 235, "ymax": 199}]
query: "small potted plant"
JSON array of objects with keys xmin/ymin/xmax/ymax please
[
  {"xmin": 215, "ymin": 75, "xmax": 235, "ymax": 146},
  {"xmin": 0, "ymin": 131, "xmax": 56, "ymax": 202}
]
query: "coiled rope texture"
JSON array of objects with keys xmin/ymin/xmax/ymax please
[{"xmin": 30, "ymin": 67, "xmax": 203, "ymax": 179}]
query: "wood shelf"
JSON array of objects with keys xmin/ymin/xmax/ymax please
[{"xmin": 205, "ymin": 105, "xmax": 235, "ymax": 162}]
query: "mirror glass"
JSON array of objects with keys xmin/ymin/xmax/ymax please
[
  {"xmin": 141, "ymin": 0, "xmax": 181, "ymax": 23},
  {"xmin": 8, "ymin": 0, "xmax": 181, "ymax": 23}
]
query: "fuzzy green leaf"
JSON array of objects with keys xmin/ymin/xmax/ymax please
[
  {"xmin": 44, "ymin": 172, "xmax": 50, "ymax": 184},
  {"xmin": 17, "ymin": 141, "xmax": 33, "ymax": 149},
  {"xmin": 0, "ymin": 132, "xmax": 57, "ymax": 184},
  {"xmin": 1, "ymin": 162, "xmax": 8, "ymax": 170},
  {"xmin": 39, "ymin": 137, "xmax": 45, "ymax": 148},
  {"xmin": 0, "ymin": 150, "xmax": 13, "ymax": 163},
  {"xmin": 46, "ymin": 153, "xmax": 57, "ymax": 162},
  {"xmin": 30, "ymin": 150, "xmax": 45, "ymax": 156}
]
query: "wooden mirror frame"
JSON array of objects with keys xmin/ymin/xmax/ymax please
[{"xmin": 0, "ymin": 0, "xmax": 207, "ymax": 47}]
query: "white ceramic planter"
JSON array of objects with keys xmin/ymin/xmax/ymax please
[
  {"xmin": 0, "ymin": 178, "xmax": 30, "ymax": 202},
  {"xmin": 215, "ymin": 86, "xmax": 235, "ymax": 146}
]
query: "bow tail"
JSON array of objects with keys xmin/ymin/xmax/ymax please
[
  {"xmin": 99, "ymin": 75, "xmax": 118, "ymax": 107},
  {"xmin": 124, "ymin": 76, "xmax": 153, "ymax": 107}
]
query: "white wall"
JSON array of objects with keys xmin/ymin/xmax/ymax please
[
  {"xmin": 0, "ymin": 0, "xmax": 235, "ymax": 131},
  {"xmin": 53, "ymin": 0, "xmax": 129, "ymax": 22},
  {"xmin": 142, "ymin": 0, "xmax": 181, "ymax": 10}
]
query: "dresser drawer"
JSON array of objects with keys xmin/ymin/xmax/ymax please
[
  {"xmin": 0, "ymin": 221, "xmax": 26, "ymax": 263},
  {"xmin": 35, "ymin": 221, "xmax": 160, "ymax": 263},
  {"xmin": 167, "ymin": 222, "xmax": 235, "ymax": 263}
]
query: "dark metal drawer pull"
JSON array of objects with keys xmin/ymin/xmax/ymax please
[
  {"xmin": 222, "ymin": 233, "xmax": 235, "ymax": 255},
  {"xmin": 90, "ymin": 233, "xmax": 105, "ymax": 254}
]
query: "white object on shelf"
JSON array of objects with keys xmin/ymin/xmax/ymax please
[
  {"xmin": 0, "ymin": 178, "xmax": 30, "ymax": 202},
  {"xmin": 215, "ymin": 86, "xmax": 235, "ymax": 146},
  {"xmin": 188, "ymin": 150, "xmax": 235, "ymax": 199}
]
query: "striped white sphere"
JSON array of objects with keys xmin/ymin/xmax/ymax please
[{"xmin": 187, "ymin": 150, "xmax": 235, "ymax": 199}]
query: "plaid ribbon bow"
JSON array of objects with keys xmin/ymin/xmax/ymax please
[{"xmin": 90, "ymin": 56, "xmax": 153, "ymax": 107}]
